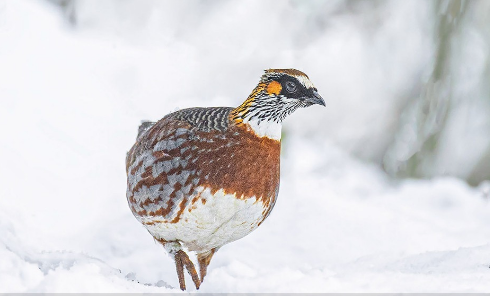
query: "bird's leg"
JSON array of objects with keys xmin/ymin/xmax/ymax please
[
  {"xmin": 174, "ymin": 251, "xmax": 186, "ymax": 290},
  {"xmin": 175, "ymin": 249, "xmax": 200, "ymax": 290},
  {"xmin": 197, "ymin": 248, "xmax": 218, "ymax": 283},
  {"xmin": 162, "ymin": 241, "xmax": 200, "ymax": 291}
]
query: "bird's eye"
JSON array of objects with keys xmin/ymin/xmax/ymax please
[{"xmin": 285, "ymin": 81, "xmax": 297, "ymax": 93}]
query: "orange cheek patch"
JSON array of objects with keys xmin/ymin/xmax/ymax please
[{"xmin": 266, "ymin": 81, "xmax": 282, "ymax": 95}]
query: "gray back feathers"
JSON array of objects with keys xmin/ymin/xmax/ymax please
[{"xmin": 168, "ymin": 107, "xmax": 233, "ymax": 132}]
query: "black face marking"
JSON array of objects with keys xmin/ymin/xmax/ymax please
[{"xmin": 275, "ymin": 76, "xmax": 312, "ymax": 100}]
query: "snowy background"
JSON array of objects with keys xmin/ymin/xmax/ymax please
[{"xmin": 1, "ymin": 0, "xmax": 490, "ymax": 292}]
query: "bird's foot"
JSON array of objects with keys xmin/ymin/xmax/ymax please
[{"xmin": 174, "ymin": 249, "xmax": 200, "ymax": 291}]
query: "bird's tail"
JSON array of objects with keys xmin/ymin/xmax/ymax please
[{"xmin": 137, "ymin": 121, "xmax": 155, "ymax": 139}]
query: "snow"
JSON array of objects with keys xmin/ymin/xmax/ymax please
[{"xmin": 0, "ymin": 0, "xmax": 489, "ymax": 293}]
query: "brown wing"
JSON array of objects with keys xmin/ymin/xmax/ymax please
[
  {"xmin": 126, "ymin": 107, "xmax": 234, "ymax": 223},
  {"xmin": 126, "ymin": 116, "xmax": 200, "ymax": 223}
]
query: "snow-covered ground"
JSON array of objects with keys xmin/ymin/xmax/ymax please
[{"xmin": 1, "ymin": 0, "xmax": 489, "ymax": 292}]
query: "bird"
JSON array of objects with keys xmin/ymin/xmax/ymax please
[{"xmin": 125, "ymin": 68, "xmax": 325, "ymax": 290}]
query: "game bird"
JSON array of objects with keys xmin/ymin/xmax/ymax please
[{"xmin": 126, "ymin": 69, "xmax": 325, "ymax": 290}]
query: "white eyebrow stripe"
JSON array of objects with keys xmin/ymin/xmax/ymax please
[{"xmin": 293, "ymin": 75, "xmax": 315, "ymax": 89}]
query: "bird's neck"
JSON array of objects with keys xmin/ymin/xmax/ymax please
[{"xmin": 230, "ymin": 84, "xmax": 282, "ymax": 141}]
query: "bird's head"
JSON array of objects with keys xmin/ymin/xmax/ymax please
[{"xmin": 231, "ymin": 69, "xmax": 325, "ymax": 139}]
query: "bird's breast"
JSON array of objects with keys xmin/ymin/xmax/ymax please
[{"xmin": 192, "ymin": 124, "xmax": 281, "ymax": 206}]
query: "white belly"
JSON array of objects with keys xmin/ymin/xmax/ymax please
[{"xmin": 141, "ymin": 187, "xmax": 268, "ymax": 252}]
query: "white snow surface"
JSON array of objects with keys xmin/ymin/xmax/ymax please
[{"xmin": 1, "ymin": 0, "xmax": 490, "ymax": 293}]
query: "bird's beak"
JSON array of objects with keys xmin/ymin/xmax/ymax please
[{"xmin": 306, "ymin": 90, "xmax": 326, "ymax": 107}]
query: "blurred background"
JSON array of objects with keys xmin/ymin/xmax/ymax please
[
  {"xmin": 4, "ymin": 0, "xmax": 488, "ymax": 185},
  {"xmin": 1, "ymin": 0, "xmax": 490, "ymax": 292}
]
